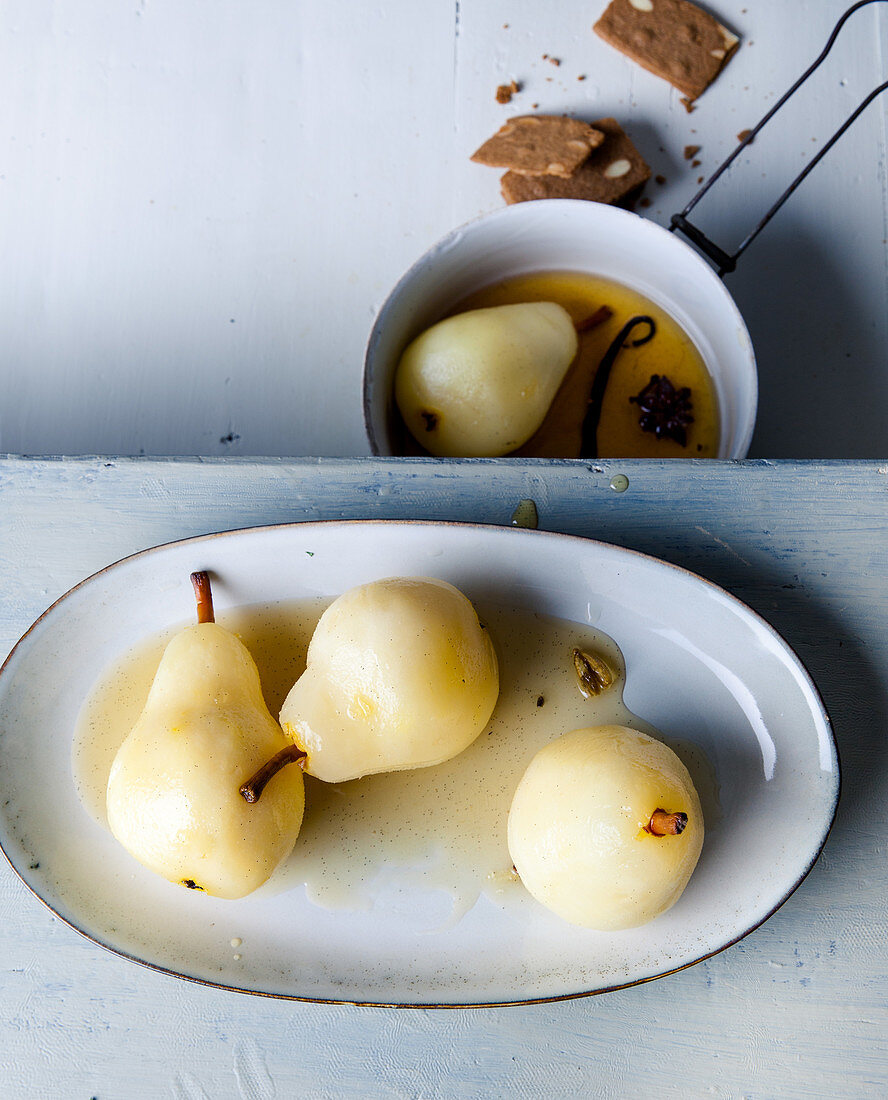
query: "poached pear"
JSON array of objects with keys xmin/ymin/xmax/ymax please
[
  {"xmin": 106, "ymin": 572, "xmax": 305, "ymax": 899},
  {"xmin": 508, "ymin": 725, "xmax": 703, "ymax": 930},
  {"xmin": 395, "ymin": 301, "xmax": 578, "ymax": 456},
  {"xmin": 279, "ymin": 577, "xmax": 499, "ymax": 783}
]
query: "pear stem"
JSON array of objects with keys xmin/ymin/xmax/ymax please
[
  {"xmin": 574, "ymin": 304, "xmax": 613, "ymax": 333},
  {"xmin": 240, "ymin": 745, "xmax": 307, "ymax": 803},
  {"xmin": 646, "ymin": 809, "xmax": 688, "ymax": 836},
  {"xmin": 191, "ymin": 571, "xmax": 215, "ymax": 624}
]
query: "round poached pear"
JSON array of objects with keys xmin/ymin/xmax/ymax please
[
  {"xmin": 279, "ymin": 577, "xmax": 499, "ymax": 783},
  {"xmin": 395, "ymin": 301, "xmax": 578, "ymax": 457},
  {"xmin": 508, "ymin": 725, "xmax": 703, "ymax": 930}
]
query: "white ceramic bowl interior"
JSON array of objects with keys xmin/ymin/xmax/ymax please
[{"xmin": 364, "ymin": 200, "xmax": 758, "ymax": 459}]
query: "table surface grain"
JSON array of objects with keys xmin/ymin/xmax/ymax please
[{"xmin": 1, "ymin": 455, "xmax": 887, "ymax": 1099}]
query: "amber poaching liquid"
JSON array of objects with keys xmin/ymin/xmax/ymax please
[
  {"xmin": 73, "ymin": 599, "xmax": 715, "ymax": 924},
  {"xmin": 453, "ymin": 270, "xmax": 720, "ymax": 458}
]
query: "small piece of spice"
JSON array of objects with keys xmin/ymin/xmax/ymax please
[
  {"xmin": 573, "ymin": 648, "xmax": 615, "ymax": 697},
  {"xmin": 575, "ymin": 304, "xmax": 613, "ymax": 332},
  {"xmin": 629, "ymin": 374, "xmax": 694, "ymax": 446}
]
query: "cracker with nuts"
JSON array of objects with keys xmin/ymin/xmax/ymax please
[
  {"xmin": 500, "ymin": 118, "xmax": 650, "ymax": 205},
  {"xmin": 593, "ymin": 0, "xmax": 740, "ymax": 102},
  {"xmin": 470, "ymin": 115, "xmax": 605, "ymax": 178}
]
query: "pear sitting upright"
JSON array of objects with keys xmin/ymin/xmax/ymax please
[
  {"xmin": 395, "ymin": 301, "xmax": 578, "ymax": 457},
  {"xmin": 106, "ymin": 572, "xmax": 305, "ymax": 899}
]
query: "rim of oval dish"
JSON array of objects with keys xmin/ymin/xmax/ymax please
[{"xmin": 0, "ymin": 519, "xmax": 838, "ymax": 1008}]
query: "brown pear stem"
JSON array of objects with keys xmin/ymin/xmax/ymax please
[
  {"xmin": 574, "ymin": 305, "xmax": 613, "ymax": 333},
  {"xmin": 191, "ymin": 571, "xmax": 215, "ymax": 624},
  {"xmin": 240, "ymin": 745, "xmax": 307, "ymax": 803},
  {"xmin": 646, "ymin": 809, "xmax": 688, "ymax": 836}
]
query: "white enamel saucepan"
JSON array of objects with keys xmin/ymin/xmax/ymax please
[{"xmin": 363, "ymin": 0, "xmax": 888, "ymax": 461}]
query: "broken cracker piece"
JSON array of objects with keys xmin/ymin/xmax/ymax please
[
  {"xmin": 594, "ymin": 0, "xmax": 740, "ymax": 102},
  {"xmin": 500, "ymin": 117, "xmax": 650, "ymax": 206},
  {"xmin": 496, "ymin": 80, "xmax": 520, "ymax": 104},
  {"xmin": 471, "ymin": 115, "xmax": 604, "ymax": 178}
]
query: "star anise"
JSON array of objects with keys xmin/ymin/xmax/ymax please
[{"xmin": 629, "ymin": 374, "xmax": 694, "ymax": 446}]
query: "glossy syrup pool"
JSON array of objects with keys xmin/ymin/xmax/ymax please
[
  {"xmin": 454, "ymin": 270, "xmax": 720, "ymax": 459},
  {"xmin": 73, "ymin": 598, "xmax": 717, "ymax": 920}
]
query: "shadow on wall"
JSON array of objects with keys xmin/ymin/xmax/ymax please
[{"xmin": 725, "ymin": 213, "xmax": 888, "ymax": 458}]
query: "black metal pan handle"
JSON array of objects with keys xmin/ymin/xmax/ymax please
[{"xmin": 669, "ymin": 0, "xmax": 888, "ymax": 277}]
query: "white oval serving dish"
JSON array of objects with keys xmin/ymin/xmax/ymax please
[{"xmin": 0, "ymin": 521, "xmax": 837, "ymax": 1006}]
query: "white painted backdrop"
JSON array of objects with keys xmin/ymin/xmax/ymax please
[{"xmin": 1, "ymin": 0, "xmax": 887, "ymax": 458}]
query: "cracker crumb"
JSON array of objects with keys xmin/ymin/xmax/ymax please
[
  {"xmin": 683, "ymin": 144, "xmax": 701, "ymax": 160},
  {"xmin": 655, "ymin": 174, "xmax": 667, "ymax": 184},
  {"xmin": 496, "ymin": 80, "xmax": 521, "ymax": 104},
  {"xmin": 737, "ymin": 128, "xmax": 753, "ymax": 143},
  {"xmin": 577, "ymin": 74, "xmax": 587, "ymax": 81},
  {"xmin": 680, "ymin": 97, "xmax": 696, "ymax": 113},
  {"xmin": 691, "ymin": 158, "xmax": 701, "ymax": 167},
  {"xmin": 697, "ymin": 175, "xmax": 704, "ymax": 183},
  {"xmin": 639, "ymin": 196, "xmax": 652, "ymax": 207}
]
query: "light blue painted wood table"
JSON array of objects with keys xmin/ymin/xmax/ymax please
[{"xmin": 0, "ymin": 456, "xmax": 885, "ymax": 1098}]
